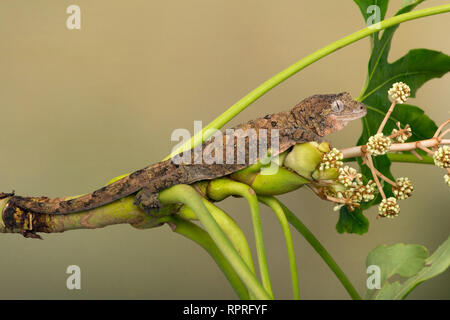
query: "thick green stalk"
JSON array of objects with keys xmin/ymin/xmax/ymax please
[
  {"xmin": 258, "ymin": 196, "xmax": 300, "ymax": 300},
  {"xmin": 179, "ymin": 200, "xmax": 257, "ymax": 299},
  {"xmin": 207, "ymin": 178, "xmax": 274, "ymax": 298},
  {"xmin": 276, "ymin": 199, "xmax": 362, "ymax": 300},
  {"xmin": 164, "ymin": 4, "xmax": 450, "ymax": 160},
  {"xmin": 344, "ymin": 154, "xmax": 434, "ymax": 164},
  {"xmin": 387, "ymin": 153, "xmax": 434, "ymax": 164},
  {"xmin": 164, "ymin": 215, "xmax": 250, "ymax": 299},
  {"xmin": 158, "ymin": 184, "xmax": 272, "ymax": 300},
  {"xmin": 179, "ymin": 200, "xmax": 256, "ymax": 276}
]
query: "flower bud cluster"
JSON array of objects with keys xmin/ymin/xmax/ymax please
[
  {"xmin": 338, "ymin": 166, "xmax": 362, "ymax": 187},
  {"xmin": 353, "ymin": 180, "xmax": 377, "ymax": 202},
  {"xmin": 319, "ymin": 148, "xmax": 343, "ymax": 171},
  {"xmin": 433, "ymin": 146, "xmax": 450, "ymax": 169},
  {"xmin": 393, "ymin": 177, "xmax": 413, "ymax": 200},
  {"xmin": 367, "ymin": 133, "xmax": 392, "ymax": 155},
  {"xmin": 391, "ymin": 124, "xmax": 412, "ymax": 143},
  {"xmin": 378, "ymin": 197, "xmax": 400, "ymax": 218},
  {"xmin": 388, "ymin": 82, "xmax": 410, "ymax": 104}
]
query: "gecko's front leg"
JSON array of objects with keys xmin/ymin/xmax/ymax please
[{"xmin": 134, "ymin": 187, "xmax": 163, "ymax": 214}]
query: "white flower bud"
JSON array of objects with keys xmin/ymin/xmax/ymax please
[
  {"xmin": 378, "ymin": 197, "xmax": 400, "ymax": 218},
  {"xmin": 338, "ymin": 166, "xmax": 362, "ymax": 188},
  {"xmin": 393, "ymin": 177, "xmax": 413, "ymax": 200},
  {"xmin": 319, "ymin": 148, "xmax": 343, "ymax": 171},
  {"xmin": 433, "ymin": 146, "xmax": 450, "ymax": 169},
  {"xmin": 367, "ymin": 133, "xmax": 392, "ymax": 156},
  {"xmin": 388, "ymin": 82, "xmax": 410, "ymax": 104},
  {"xmin": 444, "ymin": 174, "xmax": 450, "ymax": 187}
]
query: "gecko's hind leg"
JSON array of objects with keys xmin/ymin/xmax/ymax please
[{"xmin": 134, "ymin": 188, "xmax": 162, "ymax": 214}]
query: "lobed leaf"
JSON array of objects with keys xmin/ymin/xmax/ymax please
[
  {"xmin": 337, "ymin": 0, "xmax": 450, "ymax": 234},
  {"xmin": 336, "ymin": 206, "xmax": 369, "ymax": 235},
  {"xmin": 352, "ymin": 0, "xmax": 450, "ymax": 214},
  {"xmin": 366, "ymin": 236, "xmax": 450, "ymax": 299}
]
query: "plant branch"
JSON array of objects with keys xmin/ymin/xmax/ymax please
[
  {"xmin": 258, "ymin": 196, "xmax": 300, "ymax": 300},
  {"xmin": 179, "ymin": 199, "xmax": 256, "ymax": 275},
  {"xmin": 377, "ymin": 101, "xmax": 397, "ymax": 134},
  {"xmin": 207, "ymin": 178, "xmax": 274, "ymax": 298},
  {"xmin": 159, "ymin": 184, "xmax": 272, "ymax": 300},
  {"xmin": 164, "ymin": 4, "xmax": 450, "ymax": 161},
  {"xmin": 165, "ymin": 215, "xmax": 250, "ymax": 299},
  {"xmin": 341, "ymin": 138, "xmax": 449, "ymax": 159},
  {"xmin": 178, "ymin": 198, "xmax": 256, "ymax": 299},
  {"xmin": 276, "ymin": 199, "xmax": 361, "ymax": 300},
  {"xmin": 364, "ymin": 152, "xmax": 386, "ymax": 199},
  {"xmin": 387, "ymin": 153, "xmax": 434, "ymax": 164},
  {"xmin": 0, "ymin": 194, "xmax": 164, "ymax": 235}
]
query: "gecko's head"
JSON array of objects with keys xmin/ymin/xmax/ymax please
[{"xmin": 294, "ymin": 92, "xmax": 366, "ymax": 137}]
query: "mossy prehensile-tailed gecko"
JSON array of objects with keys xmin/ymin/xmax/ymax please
[{"xmin": 6, "ymin": 92, "xmax": 366, "ymax": 215}]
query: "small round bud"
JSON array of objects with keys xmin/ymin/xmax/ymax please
[
  {"xmin": 353, "ymin": 180, "xmax": 377, "ymax": 202},
  {"xmin": 391, "ymin": 124, "xmax": 412, "ymax": 143},
  {"xmin": 319, "ymin": 148, "xmax": 343, "ymax": 171},
  {"xmin": 336, "ymin": 189, "xmax": 360, "ymax": 211},
  {"xmin": 388, "ymin": 82, "xmax": 410, "ymax": 104},
  {"xmin": 378, "ymin": 197, "xmax": 400, "ymax": 218},
  {"xmin": 433, "ymin": 146, "xmax": 450, "ymax": 168},
  {"xmin": 393, "ymin": 177, "xmax": 413, "ymax": 200},
  {"xmin": 338, "ymin": 166, "xmax": 362, "ymax": 188},
  {"xmin": 367, "ymin": 133, "xmax": 392, "ymax": 156},
  {"xmin": 283, "ymin": 142, "xmax": 323, "ymax": 179},
  {"xmin": 444, "ymin": 174, "xmax": 450, "ymax": 187}
]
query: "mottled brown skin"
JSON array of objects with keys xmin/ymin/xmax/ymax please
[{"xmin": 7, "ymin": 92, "xmax": 366, "ymax": 214}]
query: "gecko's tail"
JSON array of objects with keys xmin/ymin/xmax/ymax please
[{"xmin": 7, "ymin": 175, "xmax": 141, "ymax": 215}]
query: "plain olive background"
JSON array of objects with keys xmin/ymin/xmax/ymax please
[{"xmin": 0, "ymin": 1, "xmax": 448, "ymax": 299}]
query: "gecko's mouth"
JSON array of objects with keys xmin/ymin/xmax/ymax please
[
  {"xmin": 336, "ymin": 112, "xmax": 366, "ymax": 122},
  {"xmin": 335, "ymin": 104, "xmax": 367, "ymax": 122}
]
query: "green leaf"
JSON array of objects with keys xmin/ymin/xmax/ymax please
[
  {"xmin": 336, "ymin": 206, "xmax": 369, "ymax": 235},
  {"xmin": 353, "ymin": 0, "xmax": 389, "ymax": 46},
  {"xmin": 354, "ymin": 0, "xmax": 450, "ymax": 208},
  {"xmin": 366, "ymin": 236, "xmax": 450, "ymax": 299},
  {"xmin": 360, "ymin": 49, "xmax": 450, "ymax": 107},
  {"xmin": 353, "ymin": 0, "xmax": 389, "ymax": 23}
]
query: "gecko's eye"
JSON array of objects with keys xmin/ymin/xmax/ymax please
[{"xmin": 331, "ymin": 100, "xmax": 344, "ymax": 113}]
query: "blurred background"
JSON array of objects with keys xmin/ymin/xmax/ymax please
[{"xmin": 0, "ymin": 0, "xmax": 448, "ymax": 299}]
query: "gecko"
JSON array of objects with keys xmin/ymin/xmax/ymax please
[{"xmin": 6, "ymin": 92, "xmax": 366, "ymax": 215}]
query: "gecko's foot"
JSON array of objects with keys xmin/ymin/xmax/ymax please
[
  {"xmin": 134, "ymin": 189, "xmax": 162, "ymax": 215},
  {"xmin": 0, "ymin": 191, "xmax": 15, "ymax": 200}
]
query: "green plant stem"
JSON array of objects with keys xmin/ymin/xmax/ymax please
[
  {"xmin": 207, "ymin": 178, "xmax": 274, "ymax": 298},
  {"xmin": 164, "ymin": 4, "xmax": 450, "ymax": 160},
  {"xmin": 158, "ymin": 184, "xmax": 272, "ymax": 300},
  {"xmin": 258, "ymin": 196, "xmax": 300, "ymax": 300},
  {"xmin": 163, "ymin": 215, "xmax": 250, "ymax": 299},
  {"xmin": 343, "ymin": 153, "xmax": 434, "ymax": 164},
  {"xmin": 276, "ymin": 199, "xmax": 362, "ymax": 300},
  {"xmin": 178, "ymin": 199, "xmax": 257, "ymax": 297},
  {"xmin": 387, "ymin": 153, "xmax": 434, "ymax": 164},
  {"xmin": 201, "ymin": 200, "xmax": 257, "ymax": 299}
]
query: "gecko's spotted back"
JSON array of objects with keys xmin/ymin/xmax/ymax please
[{"xmin": 6, "ymin": 92, "xmax": 366, "ymax": 215}]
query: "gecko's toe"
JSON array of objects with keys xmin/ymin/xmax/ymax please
[{"xmin": 134, "ymin": 189, "xmax": 162, "ymax": 214}]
